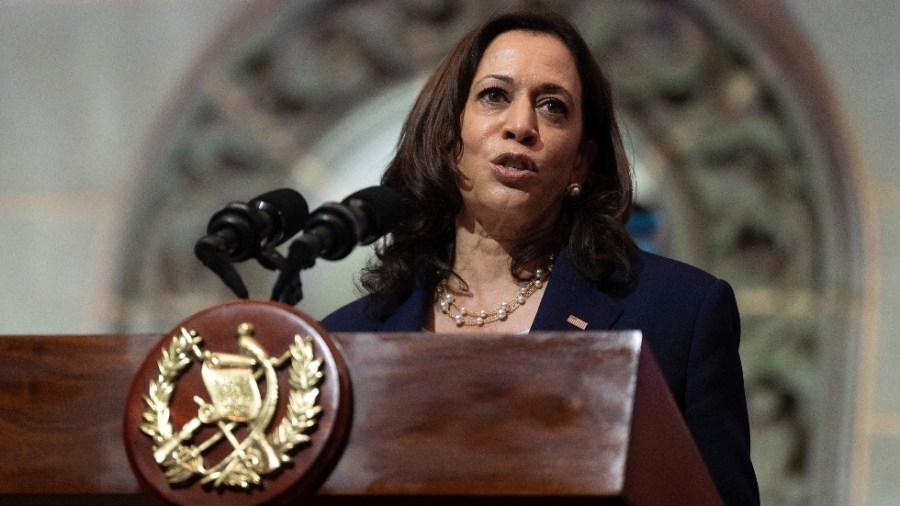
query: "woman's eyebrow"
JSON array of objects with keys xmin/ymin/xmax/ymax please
[
  {"xmin": 536, "ymin": 83, "xmax": 575, "ymax": 102},
  {"xmin": 474, "ymin": 74, "xmax": 514, "ymax": 86}
]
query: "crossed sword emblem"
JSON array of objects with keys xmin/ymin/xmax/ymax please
[{"xmin": 152, "ymin": 323, "xmax": 291, "ymax": 487}]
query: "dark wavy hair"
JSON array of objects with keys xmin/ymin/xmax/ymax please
[{"xmin": 360, "ymin": 11, "xmax": 636, "ymax": 307}]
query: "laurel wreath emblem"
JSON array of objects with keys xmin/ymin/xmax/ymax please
[{"xmin": 139, "ymin": 327, "xmax": 323, "ymax": 489}]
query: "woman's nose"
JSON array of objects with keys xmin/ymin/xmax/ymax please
[{"xmin": 502, "ymin": 100, "xmax": 538, "ymax": 146}]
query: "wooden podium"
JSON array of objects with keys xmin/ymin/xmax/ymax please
[{"xmin": 0, "ymin": 328, "xmax": 721, "ymax": 504}]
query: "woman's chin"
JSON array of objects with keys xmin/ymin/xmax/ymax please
[{"xmin": 465, "ymin": 199, "xmax": 559, "ymax": 236}]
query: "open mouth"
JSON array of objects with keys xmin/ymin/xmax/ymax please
[
  {"xmin": 491, "ymin": 153, "xmax": 536, "ymax": 172},
  {"xmin": 490, "ymin": 153, "xmax": 537, "ymax": 184}
]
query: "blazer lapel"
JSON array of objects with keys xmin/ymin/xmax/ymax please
[
  {"xmin": 531, "ymin": 249, "xmax": 625, "ymax": 332},
  {"xmin": 380, "ymin": 282, "xmax": 431, "ymax": 332}
]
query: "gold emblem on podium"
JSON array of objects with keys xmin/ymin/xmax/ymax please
[{"xmin": 139, "ymin": 322, "xmax": 323, "ymax": 489}]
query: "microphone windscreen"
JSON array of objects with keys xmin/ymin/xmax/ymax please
[
  {"xmin": 253, "ymin": 188, "xmax": 309, "ymax": 237},
  {"xmin": 344, "ymin": 186, "xmax": 403, "ymax": 238}
]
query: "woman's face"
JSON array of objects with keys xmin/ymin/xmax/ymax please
[{"xmin": 456, "ymin": 30, "xmax": 593, "ymax": 237}]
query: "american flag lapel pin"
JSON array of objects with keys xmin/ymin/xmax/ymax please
[{"xmin": 567, "ymin": 315, "xmax": 588, "ymax": 330}]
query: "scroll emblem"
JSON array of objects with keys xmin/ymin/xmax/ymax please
[{"xmin": 140, "ymin": 322, "xmax": 323, "ymax": 489}]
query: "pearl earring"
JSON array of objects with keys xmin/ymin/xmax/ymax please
[{"xmin": 566, "ymin": 183, "xmax": 582, "ymax": 199}]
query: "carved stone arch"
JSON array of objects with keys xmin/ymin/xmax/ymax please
[{"xmin": 114, "ymin": 1, "xmax": 865, "ymax": 503}]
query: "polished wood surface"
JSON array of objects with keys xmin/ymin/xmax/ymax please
[
  {"xmin": 0, "ymin": 330, "xmax": 720, "ymax": 504},
  {"xmin": 320, "ymin": 331, "xmax": 720, "ymax": 505},
  {"xmin": 0, "ymin": 334, "xmax": 153, "ymax": 494},
  {"xmin": 323, "ymin": 331, "xmax": 643, "ymax": 496}
]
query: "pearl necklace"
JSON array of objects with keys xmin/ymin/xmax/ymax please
[{"xmin": 435, "ymin": 260, "xmax": 552, "ymax": 327}]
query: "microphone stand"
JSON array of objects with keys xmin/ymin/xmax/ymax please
[
  {"xmin": 194, "ymin": 235, "xmax": 250, "ymax": 299},
  {"xmin": 196, "ymin": 234, "xmax": 300, "ymax": 303},
  {"xmin": 269, "ymin": 237, "xmax": 321, "ymax": 306},
  {"xmin": 270, "ymin": 211, "xmax": 354, "ymax": 305}
]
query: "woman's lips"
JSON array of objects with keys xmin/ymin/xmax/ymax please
[{"xmin": 491, "ymin": 153, "xmax": 536, "ymax": 184}]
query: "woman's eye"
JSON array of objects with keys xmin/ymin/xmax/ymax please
[
  {"xmin": 540, "ymin": 98, "xmax": 569, "ymax": 116},
  {"xmin": 477, "ymin": 87, "xmax": 507, "ymax": 103}
]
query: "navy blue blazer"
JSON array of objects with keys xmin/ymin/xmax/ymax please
[{"xmin": 322, "ymin": 248, "xmax": 759, "ymax": 505}]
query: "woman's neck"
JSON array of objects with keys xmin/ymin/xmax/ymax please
[
  {"xmin": 425, "ymin": 211, "xmax": 549, "ymax": 333},
  {"xmin": 452, "ymin": 228, "xmax": 515, "ymax": 286},
  {"xmin": 424, "ymin": 220, "xmax": 551, "ymax": 334},
  {"xmin": 450, "ymin": 208, "xmax": 548, "ymax": 281}
]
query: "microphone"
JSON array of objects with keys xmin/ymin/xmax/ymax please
[
  {"xmin": 271, "ymin": 186, "xmax": 402, "ymax": 303},
  {"xmin": 195, "ymin": 188, "xmax": 308, "ymax": 298},
  {"xmin": 196, "ymin": 188, "xmax": 308, "ymax": 262},
  {"xmin": 306, "ymin": 185, "xmax": 403, "ymax": 260}
]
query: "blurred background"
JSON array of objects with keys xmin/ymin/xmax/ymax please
[{"xmin": 1, "ymin": 0, "xmax": 897, "ymax": 504}]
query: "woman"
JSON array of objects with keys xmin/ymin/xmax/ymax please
[{"xmin": 322, "ymin": 11, "xmax": 758, "ymax": 505}]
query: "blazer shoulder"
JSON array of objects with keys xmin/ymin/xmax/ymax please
[
  {"xmin": 622, "ymin": 250, "xmax": 738, "ymax": 326},
  {"xmin": 631, "ymin": 250, "xmax": 724, "ymax": 294},
  {"xmin": 320, "ymin": 296, "xmax": 383, "ymax": 332},
  {"xmin": 319, "ymin": 284, "xmax": 428, "ymax": 333}
]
